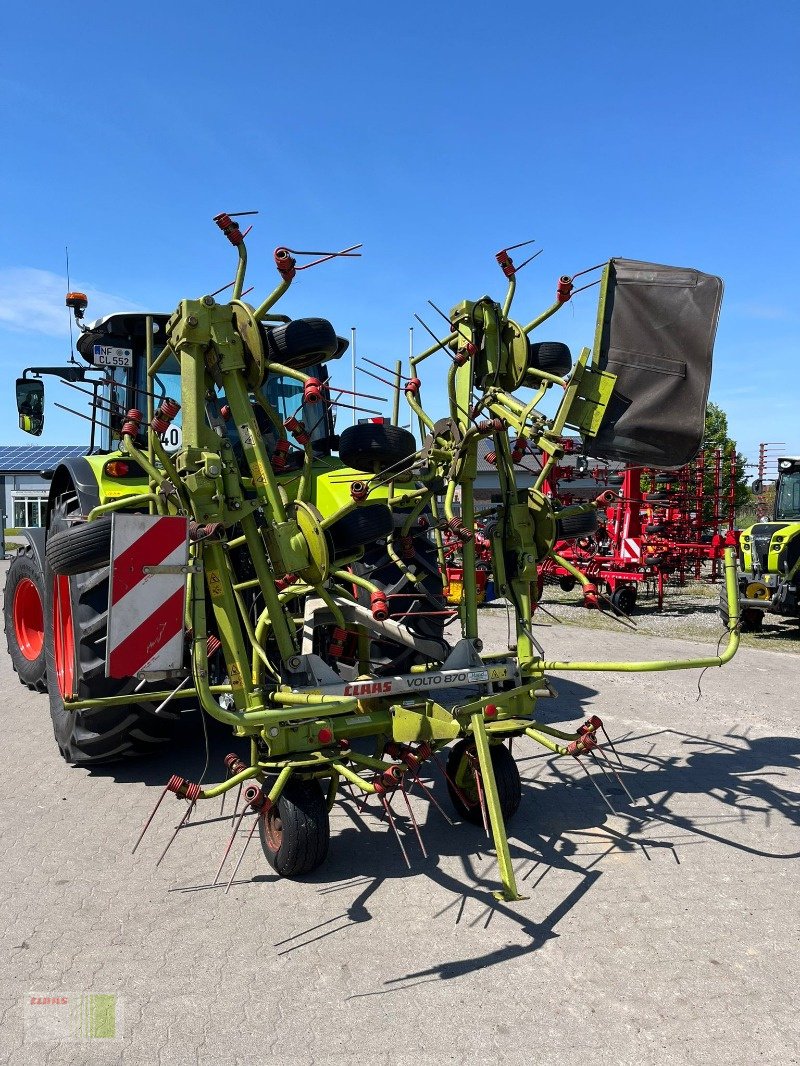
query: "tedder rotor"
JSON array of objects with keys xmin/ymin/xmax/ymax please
[{"xmin": 17, "ymin": 217, "xmax": 741, "ymax": 902}]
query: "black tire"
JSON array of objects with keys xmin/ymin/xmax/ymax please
[
  {"xmin": 43, "ymin": 494, "xmax": 178, "ymax": 765},
  {"xmin": 740, "ymin": 607, "xmax": 764, "ymax": 633},
  {"xmin": 611, "ymin": 585, "xmax": 637, "ymax": 615},
  {"xmin": 446, "ymin": 738, "xmax": 521, "ymax": 825},
  {"xmin": 558, "ymin": 576, "xmax": 577, "ymax": 592},
  {"xmin": 555, "ymin": 507, "xmax": 599, "ymax": 540},
  {"xmin": 646, "ymin": 523, "xmax": 667, "ymax": 535},
  {"xmin": 338, "ymin": 423, "xmax": 417, "ymax": 474},
  {"xmin": 45, "ymin": 516, "xmax": 112, "ymax": 576},
  {"xmin": 3, "ymin": 547, "xmax": 47, "ymax": 691},
  {"xmin": 528, "ymin": 341, "xmax": 572, "ymax": 378},
  {"xmin": 352, "ymin": 515, "xmax": 449, "ymax": 675},
  {"xmin": 655, "ymin": 474, "xmax": 673, "ymax": 486},
  {"xmin": 607, "ymin": 474, "xmax": 624, "ymax": 487},
  {"xmin": 259, "ymin": 778, "xmax": 330, "ymax": 877},
  {"xmin": 326, "ymin": 504, "xmax": 394, "ymax": 556},
  {"xmin": 264, "ymin": 317, "xmax": 343, "ymax": 369},
  {"xmin": 648, "ymin": 491, "xmax": 671, "ymax": 501}
]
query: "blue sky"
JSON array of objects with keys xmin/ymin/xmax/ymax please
[{"xmin": 1, "ymin": 1, "xmax": 798, "ymax": 472}]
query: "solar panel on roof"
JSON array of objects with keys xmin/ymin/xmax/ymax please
[{"xmin": 0, "ymin": 446, "xmax": 86, "ymax": 472}]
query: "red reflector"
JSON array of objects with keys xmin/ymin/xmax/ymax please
[
  {"xmin": 484, "ymin": 704, "xmax": 498, "ymax": 719},
  {"xmin": 318, "ymin": 727, "xmax": 334, "ymax": 745},
  {"xmin": 105, "ymin": 461, "xmax": 130, "ymax": 477}
]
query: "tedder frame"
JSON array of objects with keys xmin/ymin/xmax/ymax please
[{"xmin": 38, "ymin": 218, "xmax": 739, "ymax": 902}]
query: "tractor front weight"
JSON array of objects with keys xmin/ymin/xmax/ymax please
[{"xmin": 60, "ymin": 222, "xmax": 738, "ymax": 904}]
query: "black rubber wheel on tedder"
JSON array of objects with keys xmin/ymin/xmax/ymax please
[
  {"xmin": 43, "ymin": 493, "xmax": 179, "ymax": 765},
  {"xmin": 259, "ymin": 778, "xmax": 330, "ymax": 877},
  {"xmin": 3, "ymin": 546, "xmax": 47, "ymax": 691},
  {"xmin": 554, "ymin": 508, "xmax": 599, "ymax": 540},
  {"xmin": 326, "ymin": 504, "xmax": 394, "ymax": 557},
  {"xmin": 45, "ymin": 515, "xmax": 113, "ymax": 576},
  {"xmin": 338, "ymin": 423, "xmax": 417, "ymax": 474},
  {"xmin": 352, "ymin": 513, "xmax": 449, "ymax": 676},
  {"xmin": 445, "ymin": 738, "xmax": 521, "ymax": 825}
]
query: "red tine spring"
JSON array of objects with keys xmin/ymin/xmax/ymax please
[
  {"xmin": 371, "ymin": 590, "xmax": 389, "ymax": 621},
  {"xmin": 274, "ymin": 247, "xmax": 297, "ymax": 280},
  {"xmin": 404, "ymin": 377, "xmax": 422, "ymax": 395},
  {"xmin": 214, "ymin": 213, "xmax": 244, "ymax": 246},
  {"xmin": 121, "ymin": 408, "xmax": 143, "ymax": 437},
  {"xmin": 485, "ymin": 451, "xmax": 497, "ymax": 465},
  {"xmin": 447, "ymin": 516, "xmax": 474, "ymax": 543},
  {"xmin": 476, "ymin": 418, "xmax": 505, "ymax": 433},
  {"xmin": 207, "ymin": 634, "xmax": 222, "ymax": 657},
  {"xmin": 271, "ymin": 439, "xmax": 291, "ymax": 471},
  {"xmin": 303, "ymin": 378, "xmax": 323, "ymax": 404}
]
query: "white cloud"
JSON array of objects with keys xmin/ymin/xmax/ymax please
[{"xmin": 0, "ymin": 267, "xmax": 144, "ymax": 338}]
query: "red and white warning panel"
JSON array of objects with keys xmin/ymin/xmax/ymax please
[{"xmin": 106, "ymin": 515, "xmax": 190, "ymax": 679}]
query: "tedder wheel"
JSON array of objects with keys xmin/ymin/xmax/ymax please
[
  {"xmin": 338, "ymin": 423, "xmax": 417, "ymax": 474},
  {"xmin": 445, "ymin": 738, "xmax": 521, "ymax": 825},
  {"xmin": 45, "ymin": 515, "xmax": 113, "ymax": 576},
  {"xmin": 351, "ymin": 512, "xmax": 449, "ymax": 675},
  {"xmin": 607, "ymin": 474, "xmax": 624, "ymax": 487},
  {"xmin": 558, "ymin": 576, "xmax": 577, "ymax": 592},
  {"xmin": 43, "ymin": 494, "xmax": 178, "ymax": 765},
  {"xmin": 554, "ymin": 508, "xmax": 599, "ymax": 540},
  {"xmin": 610, "ymin": 585, "xmax": 637, "ymax": 616},
  {"xmin": 264, "ymin": 317, "xmax": 342, "ymax": 369},
  {"xmin": 326, "ymin": 503, "xmax": 394, "ymax": 557},
  {"xmin": 3, "ymin": 547, "xmax": 47, "ymax": 691},
  {"xmin": 645, "ymin": 523, "xmax": 667, "ymax": 535},
  {"xmin": 528, "ymin": 341, "xmax": 572, "ymax": 378},
  {"xmin": 258, "ymin": 778, "xmax": 330, "ymax": 877}
]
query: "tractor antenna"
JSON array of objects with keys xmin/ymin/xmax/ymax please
[{"xmin": 66, "ymin": 246, "xmax": 76, "ymax": 363}]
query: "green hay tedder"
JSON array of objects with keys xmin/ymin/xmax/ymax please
[{"xmin": 5, "ymin": 216, "xmax": 740, "ymax": 901}]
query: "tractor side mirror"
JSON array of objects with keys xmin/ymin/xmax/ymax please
[
  {"xmin": 751, "ymin": 478, "xmax": 763, "ymax": 494},
  {"xmin": 16, "ymin": 378, "xmax": 45, "ymax": 436}
]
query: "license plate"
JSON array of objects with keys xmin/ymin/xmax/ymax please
[{"xmin": 92, "ymin": 344, "xmax": 133, "ymax": 368}]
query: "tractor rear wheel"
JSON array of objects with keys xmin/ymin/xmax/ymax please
[
  {"xmin": 445, "ymin": 738, "xmax": 521, "ymax": 825},
  {"xmin": 43, "ymin": 494, "xmax": 178, "ymax": 765},
  {"xmin": 259, "ymin": 778, "xmax": 330, "ymax": 877},
  {"xmin": 3, "ymin": 547, "xmax": 47, "ymax": 691}
]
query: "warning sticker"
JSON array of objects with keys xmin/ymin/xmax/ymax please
[
  {"xmin": 489, "ymin": 666, "xmax": 509, "ymax": 681},
  {"xmin": 206, "ymin": 569, "xmax": 224, "ymax": 599},
  {"xmin": 228, "ymin": 662, "xmax": 243, "ymax": 688},
  {"xmin": 238, "ymin": 423, "xmax": 255, "ymax": 448},
  {"xmin": 251, "ymin": 461, "xmax": 267, "ymax": 486}
]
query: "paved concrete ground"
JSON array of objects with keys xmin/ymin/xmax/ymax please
[{"xmin": 1, "ymin": 601, "xmax": 798, "ymax": 1064}]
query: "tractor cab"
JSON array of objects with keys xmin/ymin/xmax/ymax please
[{"xmin": 734, "ymin": 456, "xmax": 800, "ymax": 629}]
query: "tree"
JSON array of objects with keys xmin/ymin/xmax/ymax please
[{"xmin": 702, "ymin": 402, "xmax": 750, "ymax": 523}]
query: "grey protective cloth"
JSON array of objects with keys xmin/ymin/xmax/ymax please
[{"xmin": 588, "ymin": 258, "xmax": 723, "ymax": 469}]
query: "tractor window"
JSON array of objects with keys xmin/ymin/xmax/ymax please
[
  {"xmin": 263, "ymin": 368, "xmax": 332, "ymax": 447},
  {"xmin": 132, "ymin": 347, "xmax": 183, "ymax": 453},
  {"xmin": 775, "ymin": 471, "xmax": 800, "ymax": 521}
]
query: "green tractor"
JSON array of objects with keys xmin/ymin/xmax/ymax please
[
  {"xmin": 728, "ymin": 457, "xmax": 800, "ymax": 631},
  {"xmin": 2, "ymin": 221, "xmax": 741, "ymax": 902}
]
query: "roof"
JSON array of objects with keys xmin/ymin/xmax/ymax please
[{"xmin": 0, "ymin": 445, "xmax": 86, "ymax": 473}]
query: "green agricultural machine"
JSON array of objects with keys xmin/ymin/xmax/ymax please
[
  {"xmin": 727, "ymin": 456, "xmax": 800, "ymax": 630},
  {"xmin": 4, "ymin": 218, "xmax": 741, "ymax": 901}
]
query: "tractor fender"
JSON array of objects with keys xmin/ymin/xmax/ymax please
[
  {"xmin": 46, "ymin": 457, "xmax": 101, "ymax": 524},
  {"xmin": 12, "ymin": 527, "xmax": 47, "ymax": 573}
]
